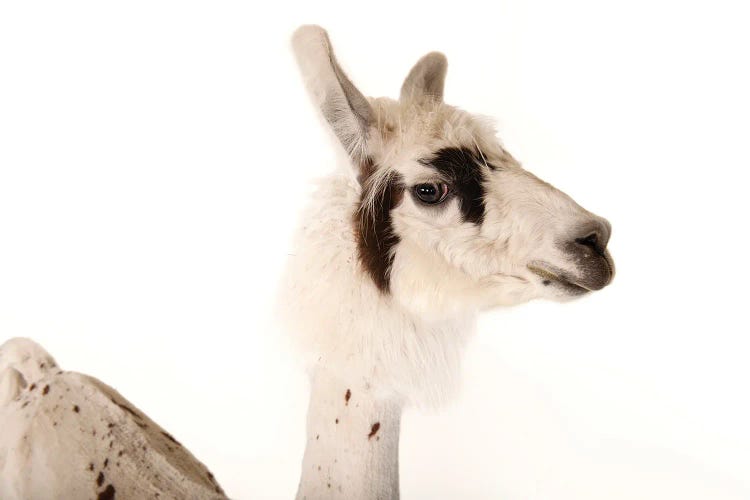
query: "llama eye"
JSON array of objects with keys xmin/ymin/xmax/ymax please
[{"xmin": 413, "ymin": 183, "xmax": 449, "ymax": 204}]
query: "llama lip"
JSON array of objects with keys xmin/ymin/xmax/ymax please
[{"xmin": 527, "ymin": 262, "xmax": 590, "ymax": 294}]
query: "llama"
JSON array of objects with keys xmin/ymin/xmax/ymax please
[
  {"xmin": 0, "ymin": 337, "xmax": 226, "ymax": 499},
  {"xmin": 282, "ymin": 25, "xmax": 615, "ymax": 499}
]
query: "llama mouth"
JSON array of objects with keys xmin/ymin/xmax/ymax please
[{"xmin": 527, "ymin": 263, "xmax": 590, "ymax": 294}]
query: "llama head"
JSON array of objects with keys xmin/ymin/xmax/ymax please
[{"xmin": 292, "ymin": 26, "xmax": 614, "ymax": 320}]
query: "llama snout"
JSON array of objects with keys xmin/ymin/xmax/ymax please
[{"xmin": 563, "ymin": 218, "xmax": 615, "ymax": 291}]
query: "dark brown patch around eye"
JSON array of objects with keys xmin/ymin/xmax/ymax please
[{"xmin": 419, "ymin": 147, "xmax": 490, "ymax": 224}]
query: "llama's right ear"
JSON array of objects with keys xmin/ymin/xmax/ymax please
[
  {"xmin": 400, "ymin": 52, "xmax": 448, "ymax": 103},
  {"xmin": 292, "ymin": 25, "xmax": 374, "ymax": 170}
]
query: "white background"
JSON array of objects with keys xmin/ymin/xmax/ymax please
[{"xmin": 1, "ymin": 1, "xmax": 749, "ymax": 498}]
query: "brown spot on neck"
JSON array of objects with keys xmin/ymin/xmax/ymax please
[{"xmin": 368, "ymin": 422, "xmax": 381, "ymax": 439}]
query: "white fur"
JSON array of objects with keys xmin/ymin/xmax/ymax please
[
  {"xmin": 284, "ymin": 25, "xmax": 614, "ymax": 499},
  {"xmin": 0, "ymin": 338, "xmax": 226, "ymax": 499}
]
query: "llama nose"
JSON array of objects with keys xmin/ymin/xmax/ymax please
[
  {"xmin": 573, "ymin": 219, "xmax": 611, "ymax": 256},
  {"xmin": 564, "ymin": 218, "xmax": 614, "ymax": 290}
]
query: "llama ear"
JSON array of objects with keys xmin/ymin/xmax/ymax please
[
  {"xmin": 400, "ymin": 52, "xmax": 448, "ymax": 103},
  {"xmin": 292, "ymin": 25, "xmax": 374, "ymax": 167}
]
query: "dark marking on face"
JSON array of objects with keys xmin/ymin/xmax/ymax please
[
  {"xmin": 316, "ymin": 434, "xmax": 319, "ymax": 440},
  {"xmin": 543, "ymin": 280, "xmax": 551, "ymax": 286},
  {"xmin": 29, "ymin": 383, "xmax": 36, "ymax": 391},
  {"xmin": 97, "ymin": 484, "xmax": 115, "ymax": 500},
  {"xmin": 368, "ymin": 422, "xmax": 381, "ymax": 439},
  {"xmin": 118, "ymin": 450, "xmax": 123, "ymax": 457},
  {"xmin": 561, "ymin": 235, "xmax": 614, "ymax": 291},
  {"xmin": 103, "ymin": 458, "xmax": 109, "ymax": 468},
  {"xmin": 161, "ymin": 431, "xmax": 181, "ymax": 446},
  {"xmin": 42, "ymin": 385, "xmax": 50, "ymax": 395},
  {"xmin": 354, "ymin": 170, "xmax": 405, "ymax": 293},
  {"xmin": 88, "ymin": 463, "xmax": 94, "ymax": 472},
  {"xmin": 335, "ymin": 418, "xmax": 339, "ymax": 424},
  {"xmin": 345, "ymin": 389, "xmax": 351, "ymax": 405},
  {"xmin": 21, "ymin": 401, "xmax": 28, "ymax": 408},
  {"xmin": 96, "ymin": 471, "xmax": 105, "ymax": 487},
  {"xmin": 73, "ymin": 405, "xmax": 80, "ymax": 413},
  {"xmin": 419, "ymin": 147, "xmax": 489, "ymax": 224}
]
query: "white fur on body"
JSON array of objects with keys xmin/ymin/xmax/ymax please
[
  {"xmin": 0, "ymin": 338, "xmax": 225, "ymax": 499},
  {"xmin": 286, "ymin": 25, "xmax": 614, "ymax": 499}
]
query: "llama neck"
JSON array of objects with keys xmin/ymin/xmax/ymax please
[{"xmin": 296, "ymin": 366, "xmax": 402, "ymax": 500}]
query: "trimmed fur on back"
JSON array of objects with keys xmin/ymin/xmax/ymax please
[{"xmin": 0, "ymin": 338, "xmax": 226, "ymax": 499}]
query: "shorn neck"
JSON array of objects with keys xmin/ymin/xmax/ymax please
[{"xmin": 296, "ymin": 366, "xmax": 403, "ymax": 499}]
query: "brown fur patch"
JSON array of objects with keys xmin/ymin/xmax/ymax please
[
  {"xmin": 354, "ymin": 171, "xmax": 404, "ymax": 293},
  {"xmin": 419, "ymin": 147, "xmax": 489, "ymax": 224}
]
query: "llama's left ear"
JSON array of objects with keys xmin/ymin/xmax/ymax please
[
  {"xmin": 292, "ymin": 25, "xmax": 374, "ymax": 170},
  {"xmin": 400, "ymin": 52, "xmax": 448, "ymax": 103}
]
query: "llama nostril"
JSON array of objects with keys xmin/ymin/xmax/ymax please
[
  {"xmin": 575, "ymin": 233, "xmax": 601, "ymax": 252},
  {"xmin": 573, "ymin": 221, "xmax": 610, "ymax": 256}
]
